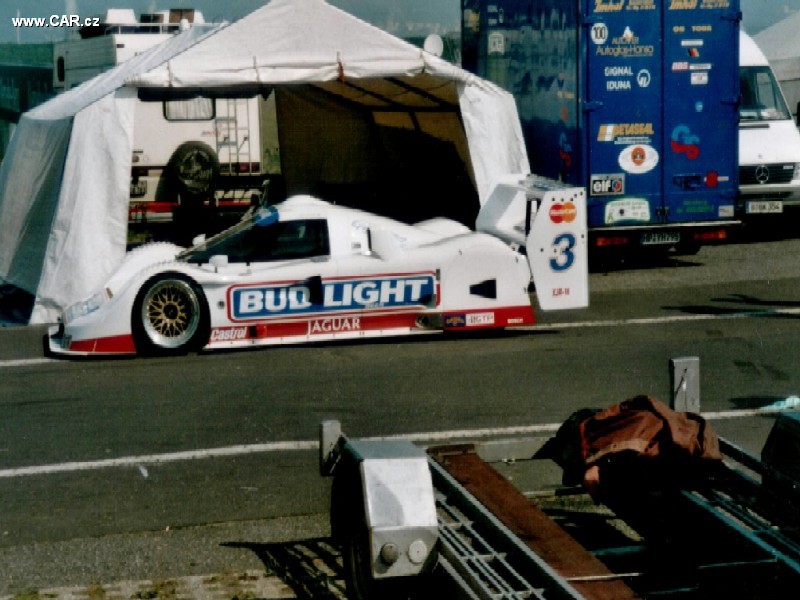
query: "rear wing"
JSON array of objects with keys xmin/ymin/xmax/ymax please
[{"xmin": 476, "ymin": 174, "xmax": 588, "ymax": 311}]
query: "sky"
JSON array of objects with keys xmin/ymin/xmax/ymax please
[
  {"xmin": 0, "ymin": 0, "xmax": 460, "ymax": 44},
  {"xmin": 0, "ymin": 0, "xmax": 796, "ymax": 44}
]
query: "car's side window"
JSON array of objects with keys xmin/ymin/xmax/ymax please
[
  {"xmin": 241, "ymin": 219, "xmax": 330, "ymax": 263},
  {"xmin": 183, "ymin": 219, "xmax": 330, "ymax": 264}
]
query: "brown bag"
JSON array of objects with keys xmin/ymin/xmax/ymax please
[
  {"xmin": 543, "ymin": 396, "xmax": 722, "ymax": 499},
  {"xmin": 580, "ymin": 395, "xmax": 721, "ymax": 467}
]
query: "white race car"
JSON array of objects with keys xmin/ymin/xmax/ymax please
[{"xmin": 48, "ymin": 179, "xmax": 587, "ymax": 356}]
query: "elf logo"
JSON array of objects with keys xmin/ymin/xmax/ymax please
[{"xmin": 590, "ymin": 174, "xmax": 625, "ymax": 196}]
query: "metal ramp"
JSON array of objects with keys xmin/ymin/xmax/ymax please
[
  {"xmin": 668, "ymin": 436, "xmax": 800, "ymax": 592},
  {"xmin": 428, "ymin": 447, "xmax": 639, "ymax": 600},
  {"xmin": 431, "ymin": 457, "xmax": 564, "ymax": 600},
  {"xmin": 319, "ymin": 411, "xmax": 800, "ymax": 600}
]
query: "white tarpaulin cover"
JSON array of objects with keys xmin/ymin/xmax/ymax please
[
  {"xmin": 0, "ymin": 26, "xmax": 217, "ymax": 323},
  {"xmin": 0, "ymin": 0, "xmax": 529, "ymax": 324},
  {"xmin": 754, "ymin": 14, "xmax": 800, "ymax": 114}
]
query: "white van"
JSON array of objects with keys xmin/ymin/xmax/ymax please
[{"xmin": 739, "ymin": 32, "xmax": 800, "ymax": 215}]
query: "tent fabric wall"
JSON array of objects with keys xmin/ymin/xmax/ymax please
[
  {"xmin": 754, "ymin": 13, "xmax": 800, "ymax": 116},
  {"xmin": 29, "ymin": 89, "xmax": 136, "ymax": 323},
  {"xmin": 459, "ymin": 81, "xmax": 530, "ymax": 202},
  {"xmin": 274, "ymin": 83, "xmax": 484, "ymax": 225},
  {"xmin": 0, "ymin": 117, "xmax": 72, "ymax": 295},
  {"xmin": 0, "ymin": 0, "xmax": 529, "ymax": 325},
  {"xmin": 275, "ymin": 86, "xmax": 383, "ymax": 190},
  {"xmin": 0, "ymin": 26, "xmax": 216, "ymax": 324},
  {"xmin": 275, "ymin": 84, "xmax": 479, "ymax": 226}
]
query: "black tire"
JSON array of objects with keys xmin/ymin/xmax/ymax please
[
  {"xmin": 132, "ymin": 273, "xmax": 210, "ymax": 355},
  {"xmin": 167, "ymin": 141, "xmax": 219, "ymax": 200},
  {"xmin": 341, "ymin": 525, "xmax": 430, "ymax": 600}
]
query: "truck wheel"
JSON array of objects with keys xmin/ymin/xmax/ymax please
[
  {"xmin": 168, "ymin": 141, "xmax": 219, "ymax": 200},
  {"xmin": 132, "ymin": 273, "xmax": 209, "ymax": 355}
]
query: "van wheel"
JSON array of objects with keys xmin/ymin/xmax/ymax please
[
  {"xmin": 168, "ymin": 141, "xmax": 219, "ymax": 200},
  {"xmin": 132, "ymin": 273, "xmax": 209, "ymax": 355}
]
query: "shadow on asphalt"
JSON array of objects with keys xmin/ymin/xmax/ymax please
[
  {"xmin": 709, "ymin": 294, "xmax": 800, "ymax": 309},
  {"xmin": 662, "ymin": 304, "xmax": 800, "ymax": 317},
  {"xmin": 224, "ymin": 537, "xmax": 471, "ymax": 600},
  {"xmin": 0, "ymin": 283, "xmax": 33, "ymax": 325},
  {"xmin": 727, "ymin": 396, "xmax": 795, "ymax": 411},
  {"xmin": 733, "ymin": 212, "xmax": 800, "ymax": 245},
  {"xmin": 662, "ymin": 293, "xmax": 800, "ymax": 319},
  {"xmin": 224, "ymin": 538, "xmax": 347, "ymax": 600},
  {"xmin": 590, "ymin": 251, "xmax": 703, "ymax": 274},
  {"xmin": 590, "ymin": 212, "xmax": 800, "ymax": 275}
]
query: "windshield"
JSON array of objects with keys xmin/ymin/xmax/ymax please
[
  {"xmin": 179, "ymin": 215, "xmax": 330, "ymax": 264},
  {"xmin": 740, "ymin": 66, "xmax": 792, "ymax": 121}
]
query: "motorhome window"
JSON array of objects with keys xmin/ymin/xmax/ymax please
[
  {"xmin": 164, "ymin": 97, "xmax": 214, "ymax": 121},
  {"xmin": 740, "ymin": 66, "xmax": 791, "ymax": 121},
  {"xmin": 182, "ymin": 219, "xmax": 330, "ymax": 264},
  {"xmin": 79, "ymin": 23, "xmax": 109, "ymax": 38}
]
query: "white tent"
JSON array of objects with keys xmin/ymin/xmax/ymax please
[
  {"xmin": 753, "ymin": 13, "xmax": 800, "ymax": 117},
  {"xmin": 0, "ymin": 0, "xmax": 529, "ymax": 325}
]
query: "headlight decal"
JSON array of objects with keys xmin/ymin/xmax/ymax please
[{"xmin": 64, "ymin": 290, "xmax": 108, "ymax": 323}]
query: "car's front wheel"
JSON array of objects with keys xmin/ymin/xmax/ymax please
[{"xmin": 132, "ymin": 273, "xmax": 209, "ymax": 355}]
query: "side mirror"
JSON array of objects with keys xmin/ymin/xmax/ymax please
[
  {"xmin": 192, "ymin": 233, "xmax": 207, "ymax": 246},
  {"xmin": 209, "ymin": 255, "xmax": 228, "ymax": 269}
]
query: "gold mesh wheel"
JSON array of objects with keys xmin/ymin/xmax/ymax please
[{"xmin": 139, "ymin": 278, "xmax": 202, "ymax": 350}]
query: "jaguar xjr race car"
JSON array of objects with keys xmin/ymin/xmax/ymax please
[{"xmin": 48, "ymin": 177, "xmax": 587, "ymax": 356}]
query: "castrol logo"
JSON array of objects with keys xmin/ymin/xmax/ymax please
[
  {"xmin": 549, "ymin": 202, "xmax": 577, "ymax": 224},
  {"xmin": 210, "ymin": 327, "xmax": 248, "ymax": 342}
]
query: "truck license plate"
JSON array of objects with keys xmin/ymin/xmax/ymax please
[
  {"xmin": 746, "ymin": 200, "xmax": 783, "ymax": 214},
  {"xmin": 641, "ymin": 232, "xmax": 680, "ymax": 245}
]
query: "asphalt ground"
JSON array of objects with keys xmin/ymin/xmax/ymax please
[
  {"xmin": 3, "ymin": 219, "xmax": 800, "ymax": 597},
  {"xmin": 0, "ymin": 514, "xmax": 336, "ymax": 599}
]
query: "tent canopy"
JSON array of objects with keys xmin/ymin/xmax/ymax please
[
  {"xmin": 0, "ymin": 0, "xmax": 529, "ymax": 324},
  {"xmin": 753, "ymin": 14, "xmax": 800, "ymax": 114}
]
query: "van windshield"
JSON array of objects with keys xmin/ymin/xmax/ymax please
[{"xmin": 740, "ymin": 66, "xmax": 791, "ymax": 121}]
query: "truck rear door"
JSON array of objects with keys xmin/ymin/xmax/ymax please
[
  {"xmin": 584, "ymin": 3, "xmax": 664, "ymax": 235},
  {"xmin": 662, "ymin": 1, "xmax": 739, "ymax": 228},
  {"xmin": 584, "ymin": 0, "xmax": 739, "ymax": 241}
]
